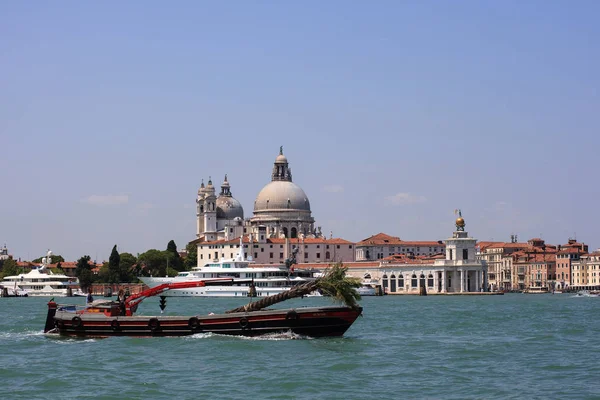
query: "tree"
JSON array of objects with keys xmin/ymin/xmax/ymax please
[
  {"xmin": 226, "ymin": 263, "xmax": 362, "ymax": 314},
  {"xmin": 107, "ymin": 245, "xmax": 121, "ymax": 283},
  {"xmin": 166, "ymin": 240, "xmax": 183, "ymax": 272},
  {"xmin": 119, "ymin": 252, "xmax": 137, "ymax": 283},
  {"xmin": 75, "ymin": 255, "xmax": 95, "ymax": 291},
  {"xmin": 32, "ymin": 255, "xmax": 65, "ymax": 264},
  {"xmin": 0, "ymin": 258, "xmax": 19, "ymax": 279},
  {"xmin": 184, "ymin": 242, "xmax": 198, "ymax": 270},
  {"xmin": 137, "ymin": 249, "xmax": 168, "ymax": 277}
]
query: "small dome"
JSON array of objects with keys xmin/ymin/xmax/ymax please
[
  {"xmin": 275, "ymin": 154, "xmax": 288, "ymax": 163},
  {"xmin": 216, "ymin": 196, "xmax": 244, "ymax": 220},
  {"xmin": 455, "ymin": 217, "xmax": 465, "ymax": 227},
  {"xmin": 254, "ymin": 181, "xmax": 311, "ymax": 212}
]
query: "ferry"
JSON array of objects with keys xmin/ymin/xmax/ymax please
[
  {"xmin": 2, "ymin": 251, "xmax": 81, "ymax": 297},
  {"xmin": 138, "ymin": 239, "xmax": 317, "ymax": 297}
]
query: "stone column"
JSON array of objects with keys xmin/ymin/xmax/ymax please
[
  {"xmin": 442, "ymin": 270, "xmax": 447, "ymax": 293},
  {"xmin": 476, "ymin": 270, "xmax": 480, "ymax": 292},
  {"xmin": 460, "ymin": 269, "xmax": 464, "ymax": 293}
]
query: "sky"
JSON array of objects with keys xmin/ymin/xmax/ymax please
[{"xmin": 1, "ymin": 1, "xmax": 599, "ymax": 262}]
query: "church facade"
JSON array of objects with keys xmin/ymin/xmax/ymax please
[{"xmin": 193, "ymin": 148, "xmax": 345, "ymax": 266}]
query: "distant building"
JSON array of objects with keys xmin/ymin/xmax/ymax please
[
  {"xmin": 570, "ymin": 250, "xmax": 600, "ymax": 290},
  {"xmin": 342, "ymin": 213, "xmax": 488, "ymax": 294},
  {"xmin": 0, "ymin": 244, "xmax": 10, "ymax": 261},
  {"xmin": 354, "ymin": 233, "xmax": 445, "ymax": 261}
]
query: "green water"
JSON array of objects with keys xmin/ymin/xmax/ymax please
[{"xmin": 1, "ymin": 294, "xmax": 599, "ymax": 400}]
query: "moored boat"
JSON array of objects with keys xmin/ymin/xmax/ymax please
[
  {"xmin": 44, "ymin": 280, "xmax": 362, "ymax": 338},
  {"xmin": 138, "ymin": 238, "xmax": 317, "ymax": 298},
  {"xmin": 2, "ymin": 250, "xmax": 80, "ymax": 297}
]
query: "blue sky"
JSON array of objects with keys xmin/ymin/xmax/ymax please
[{"xmin": 1, "ymin": 1, "xmax": 599, "ymax": 261}]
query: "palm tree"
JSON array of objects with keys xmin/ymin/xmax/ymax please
[{"xmin": 226, "ymin": 263, "xmax": 362, "ymax": 313}]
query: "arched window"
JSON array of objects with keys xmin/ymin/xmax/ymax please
[
  {"xmin": 390, "ymin": 274, "xmax": 397, "ymax": 292},
  {"xmin": 283, "ymin": 227, "xmax": 288, "ymax": 238},
  {"xmin": 427, "ymin": 274, "xmax": 434, "ymax": 288},
  {"xmin": 366, "ymin": 250, "xmax": 370, "ymax": 259},
  {"xmin": 291, "ymin": 227, "xmax": 298, "ymax": 238},
  {"xmin": 382, "ymin": 274, "xmax": 389, "ymax": 292},
  {"xmin": 398, "ymin": 275, "xmax": 404, "ymax": 289},
  {"xmin": 420, "ymin": 273, "xmax": 426, "ymax": 287},
  {"xmin": 326, "ymin": 251, "xmax": 331, "ymax": 259},
  {"xmin": 411, "ymin": 274, "xmax": 418, "ymax": 288}
]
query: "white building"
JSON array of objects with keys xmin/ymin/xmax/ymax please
[
  {"xmin": 193, "ymin": 147, "xmax": 337, "ymax": 267},
  {"xmin": 344, "ymin": 213, "xmax": 488, "ymax": 294}
]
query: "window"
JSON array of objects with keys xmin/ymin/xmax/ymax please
[
  {"xmin": 305, "ymin": 253, "xmax": 309, "ymax": 259},
  {"xmin": 280, "ymin": 253, "xmax": 284, "ymax": 259},
  {"xmin": 411, "ymin": 274, "xmax": 418, "ymax": 288},
  {"xmin": 337, "ymin": 245, "xmax": 340, "ymax": 249},
  {"xmin": 270, "ymin": 245, "xmax": 273, "ymax": 248},
  {"xmin": 463, "ymin": 249, "xmax": 468, "ymax": 260},
  {"xmin": 254, "ymin": 253, "xmax": 258, "ymax": 259},
  {"xmin": 261, "ymin": 248, "xmax": 264, "ymax": 252},
  {"xmin": 326, "ymin": 251, "xmax": 331, "ymax": 259},
  {"xmin": 428, "ymin": 274, "xmax": 434, "ymax": 287},
  {"xmin": 326, "ymin": 245, "xmax": 330, "ymax": 249},
  {"xmin": 269, "ymin": 253, "xmax": 273, "ymax": 259},
  {"xmin": 390, "ymin": 275, "xmax": 397, "ymax": 292},
  {"xmin": 317, "ymin": 253, "xmax": 320, "ymax": 258},
  {"xmin": 398, "ymin": 275, "xmax": 404, "ymax": 288}
]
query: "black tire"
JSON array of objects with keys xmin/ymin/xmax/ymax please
[
  {"xmin": 71, "ymin": 316, "xmax": 82, "ymax": 328},
  {"xmin": 188, "ymin": 317, "xmax": 199, "ymax": 330},
  {"xmin": 285, "ymin": 310, "xmax": 299, "ymax": 320},
  {"xmin": 148, "ymin": 318, "xmax": 160, "ymax": 331},
  {"xmin": 111, "ymin": 319, "xmax": 120, "ymax": 330},
  {"xmin": 239, "ymin": 317, "xmax": 249, "ymax": 329}
]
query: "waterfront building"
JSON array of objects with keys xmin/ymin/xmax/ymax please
[
  {"xmin": 477, "ymin": 237, "xmax": 529, "ymax": 291},
  {"xmin": 570, "ymin": 250, "xmax": 600, "ymax": 290},
  {"xmin": 338, "ymin": 212, "xmax": 488, "ymax": 294},
  {"xmin": 193, "ymin": 147, "xmax": 344, "ymax": 267},
  {"xmin": 195, "ymin": 235, "xmax": 355, "ymax": 266},
  {"xmin": 354, "ymin": 233, "xmax": 445, "ymax": 261}
]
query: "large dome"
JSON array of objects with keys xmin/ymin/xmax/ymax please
[
  {"xmin": 216, "ymin": 196, "xmax": 244, "ymax": 220},
  {"xmin": 254, "ymin": 181, "xmax": 311, "ymax": 212}
]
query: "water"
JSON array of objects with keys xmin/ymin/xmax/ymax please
[{"xmin": 1, "ymin": 294, "xmax": 599, "ymax": 400}]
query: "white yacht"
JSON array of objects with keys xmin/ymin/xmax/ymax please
[
  {"xmin": 1, "ymin": 251, "xmax": 80, "ymax": 297},
  {"xmin": 138, "ymin": 240, "xmax": 316, "ymax": 297}
]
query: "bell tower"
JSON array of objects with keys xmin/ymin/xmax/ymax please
[{"xmin": 203, "ymin": 177, "xmax": 217, "ymax": 241}]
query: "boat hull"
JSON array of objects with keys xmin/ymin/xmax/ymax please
[{"xmin": 47, "ymin": 306, "xmax": 362, "ymax": 338}]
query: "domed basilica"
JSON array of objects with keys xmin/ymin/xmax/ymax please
[{"xmin": 196, "ymin": 147, "xmax": 322, "ymax": 242}]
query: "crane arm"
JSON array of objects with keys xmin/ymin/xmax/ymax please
[{"xmin": 124, "ymin": 278, "xmax": 234, "ymax": 315}]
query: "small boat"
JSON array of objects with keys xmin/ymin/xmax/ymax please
[
  {"xmin": 575, "ymin": 290, "xmax": 600, "ymax": 297},
  {"xmin": 0, "ymin": 285, "xmax": 29, "ymax": 297},
  {"xmin": 44, "ymin": 280, "xmax": 362, "ymax": 338}
]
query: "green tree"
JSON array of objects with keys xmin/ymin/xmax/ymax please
[
  {"xmin": 184, "ymin": 242, "xmax": 197, "ymax": 270},
  {"xmin": 32, "ymin": 255, "xmax": 65, "ymax": 264},
  {"xmin": 75, "ymin": 255, "xmax": 95, "ymax": 290},
  {"xmin": 0, "ymin": 258, "xmax": 19, "ymax": 279},
  {"xmin": 119, "ymin": 252, "xmax": 137, "ymax": 283},
  {"xmin": 107, "ymin": 245, "xmax": 121, "ymax": 283},
  {"xmin": 166, "ymin": 240, "xmax": 183, "ymax": 271},
  {"xmin": 137, "ymin": 249, "xmax": 168, "ymax": 277}
]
